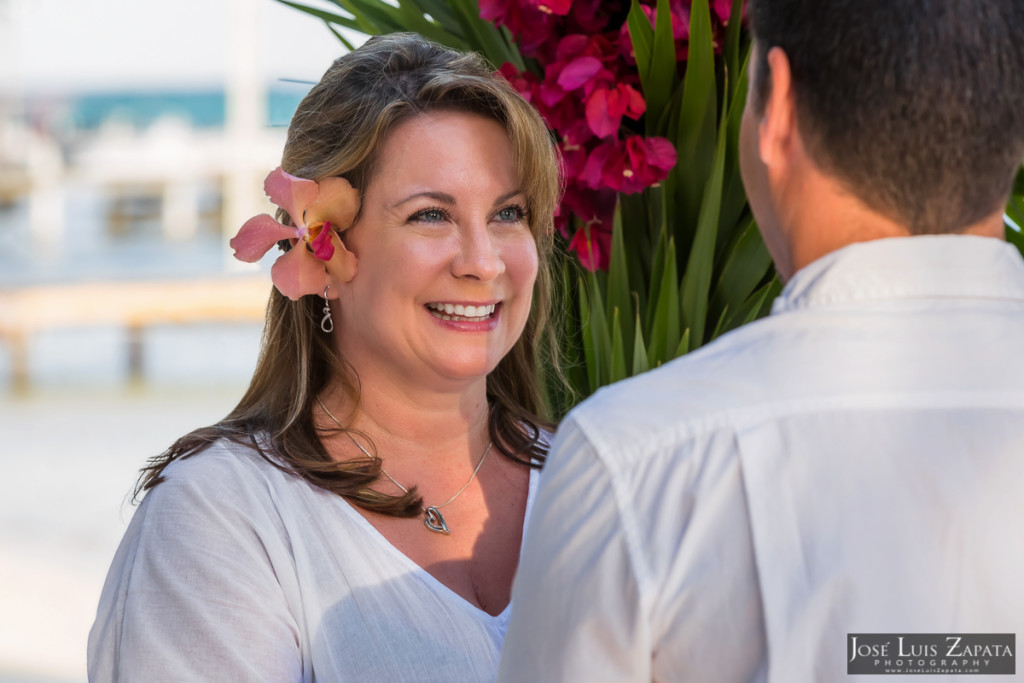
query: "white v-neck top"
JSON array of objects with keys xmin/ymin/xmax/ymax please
[{"xmin": 88, "ymin": 436, "xmax": 540, "ymax": 682}]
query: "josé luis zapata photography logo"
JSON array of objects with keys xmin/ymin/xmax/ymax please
[{"xmin": 847, "ymin": 634, "xmax": 1015, "ymax": 675}]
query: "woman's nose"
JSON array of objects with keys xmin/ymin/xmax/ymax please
[{"xmin": 452, "ymin": 222, "xmax": 505, "ymax": 281}]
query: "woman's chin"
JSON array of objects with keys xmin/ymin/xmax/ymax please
[{"xmin": 422, "ymin": 351, "xmax": 507, "ymax": 386}]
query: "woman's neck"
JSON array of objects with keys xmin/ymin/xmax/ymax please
[{"xmin": 318, "ymin": 374, "xmax": 491, "ymax": 465}]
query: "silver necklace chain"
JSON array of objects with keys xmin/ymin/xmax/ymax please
[{"xmin": 316, "ymin": 396, "xmax": 492, "ymax": 535}]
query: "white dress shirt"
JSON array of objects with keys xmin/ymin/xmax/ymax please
[
  {"xmin": 498, "ymin": 235, "xmax": 1024, "ymax": 682},
  {"xmin": 89, "ymin": 438, "xmax": 539, "ymax": 682}
]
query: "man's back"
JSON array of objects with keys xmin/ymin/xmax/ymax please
[
  {"xmin": 500, "ymin": 235, "xmax": 1024, "ymax": 681},
  {"xmin": 498, "ymin": 1, "xmax": 1024, "ymax": 679}
]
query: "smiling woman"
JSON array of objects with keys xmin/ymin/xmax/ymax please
[{"xmin": 87, "ymin": 33, "xmax": 563, "ymax": 683}]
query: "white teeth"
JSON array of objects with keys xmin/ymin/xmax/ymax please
[{"xmin": 426, "ymin": 302, "xmax": 497, "ymax": 320}]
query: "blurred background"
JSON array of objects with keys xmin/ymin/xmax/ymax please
[{"xmin": 0, "ymin": 1, "xmax": 362, "ymax": 680}]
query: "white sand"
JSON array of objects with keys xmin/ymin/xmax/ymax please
[{"xmin": 0, "ymin": 323, "xmax": 260, "ymax": 682}]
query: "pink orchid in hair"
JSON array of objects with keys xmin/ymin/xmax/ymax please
[{"xmin": 230, "ymin": 167, "xmax": 360, "ymax": 300}]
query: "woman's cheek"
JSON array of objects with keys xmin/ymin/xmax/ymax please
[{"xmin": 503, "ymin": 234, "xmax": 540, "ymax": 289}]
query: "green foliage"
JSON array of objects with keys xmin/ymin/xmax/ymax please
[
  {"xmin": 557, "ymin": 0, "xmax": 776, "ymax": 415},
  {"xmin": 274, "ymin": 0, "xmax": 519, "ymax": 63}
]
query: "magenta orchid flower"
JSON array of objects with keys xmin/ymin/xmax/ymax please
[
  {"xmin": 568, "ymin": 223, "xmax": 612, "ymax": 271},
  {"xmin": 581, "ymin": 135, "xmax": 677, "ymax": 194},
  {"xmin": 585, "ymin": 83, "xmax": 645, "ymax": 138},
  {"xmin": 556, "ymin": 185, "xmax": 616, "ymax": 269},
  {"xmin": 489, "ymin": 0, "xmax": 740, "ymax": 271},
  {"xmin": 229, "ymin": 167, "xmax": 360, "ymax": 301}
]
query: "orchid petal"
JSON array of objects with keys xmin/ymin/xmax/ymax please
[
  {"xmin": 311, "ymin": 223, "xmax": 335, "ymax": 261},
  {"xmin": 580, "ymin": 68, "xmax": 616, "ymax": 98},
  {"xmin": 568, "ymin": 227, "xmax": 597, "ymax": 271},
  {"xmin": 585, "ymin": 88, "xmax": 621, "ymax": 139},
  {"xmin": 560, "ymin": 144, "xmax": 588, "ymax": 180},
  {"xmin": 600, "ymin": 142, "xmax": 638, "ymax": 193},
  {"xmin": 561, "ymin": 119, "xmax": 594, "ymax": 147},
  {"xmin": 570, "ymin": 0, "xmax": 610, "ymax": 32},
  {"xmin": 624, "ymin": 84, "xmax": 646, "ymax": 118},
  {"xmin": 640, "ymin": 136, "xmax": 678, "ymax": 171},
  {"xmin": 498, "ymin": 62, "xmax": 520, "ymax": 80},
  {"xmin": 580, "ymin": 141, "xmax": 614, "ymax": 189},
  {"xmin": 563, "ymin": 184, "xmax": 616, "ymax": 230},
  {"xmin": 478, "ymin": 0, "xmax": 505, "ymax": 22},
  {"xmin": 303, "ymin": 176, "xmax": 361, "ymax": 232},
  {"xmin": 229, "ymin": 214, "xmax": 297, "ymax": 262},
  {"xmin": 557, "ymin": 56, "xmax": 604, "ymax": 92},
  {"xmin": 668, "ymin": 1, "xmax": 692, "ymax": 39},
  {"xmin": 270, "ymin": 243, "xmax": 330, "ymax": 301},
  {"xmin": 569, "ymin": 225, "xmax": 611, "ymax": 271},
  {"xmin": 323, "ymin": 230, "xmax": 356, "ymax": 283},
  {"xmin": 497, "ymin": 63, "xmax": 537, "ymax": 102},
  {"xmin": 555, "ymin": 34, "xmax": 590, "ymax": 61},
  {"xmin": 263, "ymin": 167, "xmax": 320, "ymax": 229},
  {"xmin": 607, "ymin": 87, "xmax": 630, "ymax": 118},
  {"xmin": 539, "ymin": 79, "xmax": 568, "ymax": 108}
]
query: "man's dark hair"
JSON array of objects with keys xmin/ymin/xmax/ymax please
[{"xmin": 748, "ymin": 0, "xmax": 1024, "ymax": 234}]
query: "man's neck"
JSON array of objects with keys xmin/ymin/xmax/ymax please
[{"xmin": 780, "ymin": 172, "xmax": 1006, "ymax": 279}]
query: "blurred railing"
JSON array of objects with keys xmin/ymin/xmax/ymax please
[{"xmin": 0, "ymin": 276, "xmax": 270, "ymax": 391}]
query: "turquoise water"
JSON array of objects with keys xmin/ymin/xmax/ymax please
[
  {"xmin": 32, "ymin": 86, "xmax": 310, "ymax": 131},
  {"xmin": 0, "ymin": 186, "xmax": 232, "ymax": 287},
  {"xmin": 3, "ymin": 85, "xmax": 307, "ymax": 286}
]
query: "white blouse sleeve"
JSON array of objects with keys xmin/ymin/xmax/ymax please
[{"xmin": 88, "ymin": 446, "xmax": 304, "ymax": 682}]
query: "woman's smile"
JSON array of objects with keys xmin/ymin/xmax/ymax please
[{"xmin": 425, "ymin": 301, "xmax": 500, "ymax": 322}]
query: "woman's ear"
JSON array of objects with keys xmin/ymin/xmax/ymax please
[{"xmin": 325, "ymin": 229, "xmax": 357, "ymax": 287}]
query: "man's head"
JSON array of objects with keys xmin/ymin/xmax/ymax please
[{"xmin": 741, "ymin": 0, "xmax": 1024, "ymax": 274}]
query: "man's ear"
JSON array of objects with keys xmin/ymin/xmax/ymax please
[
  {"xmin": 324, "ymin": 229, "xmax": 357, "ymax": 288},
  {"xmin": 758, "ymin": 46, "xmax": 797, "ymax": 170}
]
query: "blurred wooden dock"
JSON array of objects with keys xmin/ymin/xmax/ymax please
[{"xmin": 0, "ymin": 276, "xmax": 271, "ymax": 391}]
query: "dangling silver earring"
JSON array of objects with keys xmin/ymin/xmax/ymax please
[{"xmin": 320, "ymin": 286, "xmax": 334, "ymax": 333}]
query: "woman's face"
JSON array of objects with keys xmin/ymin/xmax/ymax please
[{"xmin": 333, "ymin": 111, "xmax": 539, "ymax": 392}]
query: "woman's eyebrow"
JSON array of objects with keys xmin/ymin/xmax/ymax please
[
  {"xmin": 493, "ymin": 189, "xmax": 525, "ymax": 206},
  {"xmin": 392, "ymin": 190, "xmax": 456, "ymax": 208},
  {"xmin": 392, "ymin": 189, "xmax": 524, "ymax": 209}
]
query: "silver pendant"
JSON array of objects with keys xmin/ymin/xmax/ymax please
[{"xmin": 423, "ymin": 506, "xmax": 450, "ymax": 535}]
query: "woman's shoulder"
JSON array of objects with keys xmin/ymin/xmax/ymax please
[
  {"xmin": 91, "ymin": 435, "xmax": 307, "ymax": 681},
  {"xmin": 160, "ymin": 433, "xmax": 272, "ymax": 477},
  {"xmin": 144, "ymin": 434, "xmax": 301, "ymax": 514},
  {"xmin": 123, "ymin": 436, "xmax": 308, "ymax": 580}
]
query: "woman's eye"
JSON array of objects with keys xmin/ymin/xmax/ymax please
[
  {"xmin": 496, "ymin": 205, "xmax": 527, "ymax": 222},
  {"xmin": 411, "ymin": 208, "xmax": 447, "ymax": 223}
]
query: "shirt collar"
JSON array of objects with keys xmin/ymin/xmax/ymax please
[{"xmin": 771, "ymin": 234, "xmax": 1024, "ymax": 314}]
